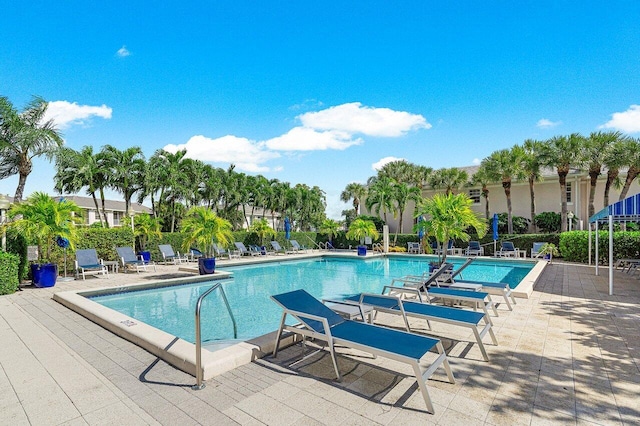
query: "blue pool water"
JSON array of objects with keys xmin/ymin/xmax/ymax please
[{"xmin": 90, "ymin": 256, "xmax": 533, "ymax": 345}]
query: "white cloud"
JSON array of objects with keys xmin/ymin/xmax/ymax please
[
  {"xmin": 372, "ymin": 156, "xmax": 405, "ymax": 171},
  {"xmin": 472, "ymin": 158, "xmax": 481, "ymax": 165},
  {"xmin": 536, "ymin": 118, "xmax": 562, "ymax": 128},
  {"xmin": 43, "ymin": 100, "xmax": 112, "ymax": 129},
  {"xmin": 298, "ymin": 102, "xmax": 431, "ymax": 137},
  {"xmin": 600, "ymin": 105, "xmax": 640, "ymax": 133},
  {"xmin": 116, "ymin": 45, "xmax": 131, "ymax": 57},
  {"xmin": 163, "ymin": 135, "xmax": 281, "ymax": 173},
  {"xmin": 264, "ymin": 127, "xmax": 362, "ymax": 151}
]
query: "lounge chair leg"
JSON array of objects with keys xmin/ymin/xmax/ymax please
[
  {"xmin": 326, "ymin": 340, "xmax": 342, "ymax": 382},
  {"xmin": 472, "ymin": 328, "xmax": 489, "ymax": 362},
  {"xmin": 502, "ymin": 292, "xmax": 513, "ymax": 311},
  {"xmin": 413, "ymin": 363, "xmax": 435, "ymax": 413},
  {"xmin": 489, "ymin": 297, "xmax": 499, "ymax": 317},
  {"xmin": 272, "ymin": 313, "xmax": 287, "ymax": 357}
]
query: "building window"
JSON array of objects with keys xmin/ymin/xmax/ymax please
[
  {"xmin": 113, "ymin": 211, "xmax": 123, "ymax": 226},
  {"xmin": 469, "ymin": 189, "xmax": 481, "ymax": 204},
  {"xmin": 566, "ymin": 182, "xmax": 572, "ymax": 203}
]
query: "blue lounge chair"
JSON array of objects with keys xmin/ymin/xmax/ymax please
[
  {"xmin": 115, "ymin": 246, "xmax": 155, "ymax": 273},
  {"xmin": 465, "ymin": 241, "xmax": 484, "ymax": 256},
  {"xmin": 345, "ymin": 293, "xmax": 498, "ymax": 362},
  {"xmin": 158, "ymin": 244, "xmax": 187, "ymax": 264},
  {"xmin": 270, "ymin": 241, "xmax": 291, "ymax": 255},
  {"xmin": 234, "ymin": 242, "xmax": 260, "ymax": 256},
  {"xmin": 213, "ymin": 243, "xmax": 240, "ymax": 259},
  {"xmin": 497, "ymin": 241, "xmax": 519, "ymax": 257},
  {"xmin": 289, "ymin": 240, "xmax": 307, "ymax": 253},
  {"xmin": 270, "ymin": 289, "xmax": 455, "ymax": 413},
  {"xmin": 531, "ymin": 242, "xmax": 545, "ymax": 258},
  {"xmin": 75, "ymin": 249, "xmax": 108, "ymax": 280}
]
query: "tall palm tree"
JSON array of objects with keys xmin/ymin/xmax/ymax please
[
  {"xmin": 522, "ymin": 139, "xmax": 544, "ymax": 232},
  {"xmin": 0, "ymin": 96, "xmax": 63, "ymax": 202},
  {"xmin": 581, "ymin": 131, "xmax": 623, "ymax": 217},
  {"xmin": 602, "ymin": 138, "xmax": 629, "ymax": 208},
  {"xmin": 392, "ymin": 181, "xmax": 421, "ymax": 235},
  {"xmin": 101, "ymin": 145, "xmax": 146, "ymax": 217},
  {"xmin": 471, "ymin": 164, "xmax": 493, "ymax": 220},
  {"xmin": 54, "ymin": 146, "xmax": 107, "ymax": 227},
  {"xmin": 619, "ymin": 138, "xmax": 640, "ymax": 201},
  {"xmin": 429, "ymin": 167, "xmax": 468, "ymax": 195},
  {"xmin": 365, "ymin": 176, "xmax": 395, "ymax": 224},
  {"xmin": 377, "ymin": 160, "xmax": 413, "ymax": 184},
  {"xmin": 414, "ymin": 193, "xmax": 487, "ymax": 264},
  {"xmin": 482, "ymin": 146, "xmax": 525, "ymax": 234},
  {"xmin": 539, "ymin": 133, "xmax": 585, "ymax": 232},
  {"xmin": 340, "ymin": 182, "xmax": 367, "ymax": 215}
]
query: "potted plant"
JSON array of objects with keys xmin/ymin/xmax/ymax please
[
  {"xmin": 538, "ymin": 243, "xmax": 560, "ymax": 263},
  {"xmin": 5, "ymin": 192, "xmax": 81, "ymax": 287},
  {"xmin": 181, "ymin": 206, "xmax": 233, "ymax": 275},
  {"xmin": 249, "ymin": 218, "xmax": 276, "ymax": 254},
  {"xmin": 134, "ymin": 213, "xmax": 162, "ymax": 263},
  {"xmin": 346, "ymin": 218, "xmax": 379, "ymax": 256}
]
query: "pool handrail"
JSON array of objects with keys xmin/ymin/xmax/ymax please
[{"xmin": 192, "ymin": 282, "xmax": 237, "ymax": 390}]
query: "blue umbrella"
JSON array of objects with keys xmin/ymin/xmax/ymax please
[
  {"xmin": 284, "ymin": 217, "xmax": 291, "ymax": 240},
  {"xmin": 417, "ymin": 215, "xmax": 424, "ymax": 241},
  {"xmin": 492, "ymin": 213, "xmax": 499, "ymax": 241}
]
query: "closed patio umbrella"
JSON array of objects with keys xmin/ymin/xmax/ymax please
[
  {"xmin": 284, "ymin": 217, "xmax": 291, "ymax": 240},
  {"xmin": 492, "ymin": 213, "xmax": 499, "ymax": 256}
]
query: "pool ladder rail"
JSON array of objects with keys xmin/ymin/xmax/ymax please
[{"xmin": 192, "ymin": 282, "xmax": 237, "ymax": 390}]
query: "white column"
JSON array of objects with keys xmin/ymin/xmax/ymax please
[
  {"xmin": 588, "ymin": 223, "xmax": 592, "ymax": 266},
  {"xmin": 595, "ymin": 224, "xmax": 599, "ymax": 276},
  {"xmin": 383, "ymin": 225, "xmax": 389, "ymax": 253}
]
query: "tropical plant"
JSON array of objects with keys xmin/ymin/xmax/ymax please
[
  {"xmin": 4, "ymin": 192, "xmax": 82, "ymax": 262},
  {"xmin": 414, "ymin": 193, "xmax": 487, "ymax": 264},
  {"xmin": 618, "ymin": 138, "xmax": 640, "ymax": 201},
  {"xmin": 495, "ymin": 213, "xmax": 530, "ymax": 235},
  {"xmin": 470, "ymin": 164, "xmax": 494, "ymax": 220},
  {"xmin": 319, "ymin": 218, "xmax": 341, "ymax": 243},
  {"xmin": 340, "ymin": 182, "xmax": 367, "ymax": 215},
  {"xmin": 0, "ymin": 96, "xmax": 63, "ymax": 202},
  {"xmin": 534, "ymin": 211, "xmax": 561, "ymax": 233},
  {"xmin": 133, "ymin": 214, "xmax": 162, "ymax": 251},
  {"xmin": 482, "ymin": 146, "xmax": 526, "ymax": 234},
  {"xmin": 429, "ymin": 167, "xmax": 469, "ymax": 195},
  {"xmin": 602, "ymin": 137, "xmax": 629, "ymax": 208},
  {"xmin": 392, "ymin": 181, "xmax": 421, "ymax": 236},
  {"xmin": 346, "ymin": 218, "xmax": 379, "ymax": 245},
  {"xmin": 101, "ymin": 145, "xmax": 146, "ymax": 217},
  {"xmin": 539, "ymin": 133, "xmax": 586, "ymax": 232},
  {"xmin": 180, "ymin": 206, "xmax": 233, "ymax": 257},
  {"xmin": 538, "ymin": 242, "xmax": 560, "ymax": 262},
  {"xmin": 365, "ymin": 176, "xmax": 395, "ymax": 224},
  {"xmin": 522, "ymin": 139, "xmax": 544, "ymax": 232},
  {"xmin": 249, "ymin": 218, "xmax": 276, "ymax": 245},
  {"xmin": 580, "ymin": 131, "xmax": 623, "ymax": 217}
]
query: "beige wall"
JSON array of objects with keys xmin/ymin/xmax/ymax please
[{"xmin": 373, "ymin": 173, "xmax": 640, "ymax": 234}]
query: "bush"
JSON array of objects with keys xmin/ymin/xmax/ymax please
[
  {"xmin": 388, "ymin": 246, "xmax": 407, "ymax": 252},
  {"xmin": 0, "ymin": 251, "xmax": 20, "ymax": 294},
  {"xmin": 496, "ymin": 213, "xmax": 529, "ymax": 234},
  {"xmin": 6, "ymin": 227, "xmax": 28, "ymax": 283},
  {"xmin": 535, "ymin": 212, "xmax": 561, "ymax": 233},
  {"xmin": 560, "ymin": 230, "xmax": 640, "ymax": 264}
]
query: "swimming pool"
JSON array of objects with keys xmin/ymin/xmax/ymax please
[{"xmin": 89, "ymin": 256, "xmax": 534, "ymax": 345}]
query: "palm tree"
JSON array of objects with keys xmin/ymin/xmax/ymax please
[
  {"xmin": 6, "ymin": 192, "xmax": 82, "ymax": 262},
  {"xmin": 340, "ymin": 182, "xmax": 367, "ymax": 215},
  {"xmin": 602, "ymin": 137, "xmax": 629, "ymax": 208},
  {"xmin": 522, "ymin": 139, "xmax": 544, "ymax": 232},
  {"xmin": 319, "ymin": 218, "xmax": 341, "ymax": 243},
  {"xmin": 377, "ymin": 160, "xmax": 413, "ymax": 183},
  {"xmin": 429, "ymin": 167, "xmax": 468, "ymax": 195},
  {"xmin": 101, "ymin": 145, "xmax": 146, "ymax": 217},
  {"xmin": 470, "ymin": 164, "xmax": 493, "ymax": 220},
  {"xmin": 392, "ymin": 181, "xmax": 421, "ymax": 235},
  {"xmin": 133, "ymin": 213, "xmax": 162, "ymax": 252},
  {"xmin": 249, "ymin": 218, "xmax": 276, "ymax": 246},
  {"xmin": 414, "ymin": 193, "xmax": 487, "ymax": 264},
  {"xmin": 365, "ymin": 176, "xmax": 395, "ymax": 224},
  {"xmin": 581, "ymin": 131, "xmax": 623, "ymax": 217},
  {"xmin": 619, "ymin": 138, "xmax": 640, "ymax": 201},
  {"xmin": 482, "ymin": 146, "xmax": 525, "ymax": 234},
  {"xmin": 180, "ymin": 206, "xmax": 233, "ymax": 258},
  {"xmin": 346, "ymin": 218, "xmax": 379, "ymax": 245},
  {"xmin": 0, "ymin": 96, "xmax": 63, "ymax": 202},
  {"xmin": 539, "ymin": 133, "xmax": 585, "ymax": 232}
]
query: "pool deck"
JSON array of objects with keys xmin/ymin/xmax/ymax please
[{"xmin": 1, "ymin": 253, "xmax": 639, "ymax": 425}]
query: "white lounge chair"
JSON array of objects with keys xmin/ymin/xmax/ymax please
[
  {"xmin": 497, "ymin": 241, "xmax": 519, "ymax": 257},
  {"xmin": 75, "ymin": 249, "xmax": 108, "ymax": 280},
  {"xmin": 289, "ymin": 240, "xmax": 307, "ymax": 253},
  {"xmin": 531, "ymin": 242, "xmax": 545, "ymax": 258},
  {"xmin": 235, "ymin": 242, "xmax": 260, "ymax": 256},
  {"xmin": 158, "ymin": 244, "xmax": 187, "ymax": 264},
  {"xmin": 270, "ymin": 289, "xmax": 455, "ymax": 413},
  {"xmin": 116, "ymin": 246, "xmax": 155, "ymax": 273},
  {"xmin": 270, "ymin": 241, "xmax": 292, "ymax": 255},
  {"xmin": 345, "ymin": 293, "xmax": 498, "ymax": 362},
  {"xmin": 465, "ymin": 241, "xmax": 484, "ymax": 256}
]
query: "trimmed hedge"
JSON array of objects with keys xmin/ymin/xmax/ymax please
[
  {"xmin": 0, "ymin": 251, "xmax": 20, "ymax": 294},
  {"xmin": 559, "ymin": 230, "xmax": 640, "ymax": 264},
  {"xmin": 6, "ymin": 227, "xmax": 28, "ymax": 282}
]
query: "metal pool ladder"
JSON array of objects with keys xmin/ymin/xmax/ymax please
[{"xmin": 192, "ymin": 282, "xmax": 237, "ymax": 390}]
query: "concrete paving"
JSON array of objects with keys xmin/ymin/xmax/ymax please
[{"xmin": 0, "ymin": 256, "xmax": 639, "ymax": 425}]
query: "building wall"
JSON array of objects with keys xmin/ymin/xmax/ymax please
[{"xmin": 373, "ymin": 174, "xmax": 640, "ymax": 234}]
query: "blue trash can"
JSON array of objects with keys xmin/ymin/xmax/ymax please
[{"xmin": 357, "ymin": 246, "xmax": 367, "ymax": 256}]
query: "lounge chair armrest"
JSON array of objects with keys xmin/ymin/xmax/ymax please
[{"xmin": 322, "ymin": 298, "xmax": 360, "ymax": 307}]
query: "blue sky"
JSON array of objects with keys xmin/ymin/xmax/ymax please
[{"xmin": 2, "ymin": 1, "xmax": 639, "ymax": 218}]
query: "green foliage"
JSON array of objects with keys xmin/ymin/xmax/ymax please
[
  {"xmin": 346, "ymin": 219, "xmax": 380, "ymax": 244},
  {"xmin": 357, "ymin": 215, "xmax": 385, "ymax": 231},
  {"xmin": 319, "ymin": 219, "xmax": 341, "ymax": 242},
  {"xmin": 0, "ymin": 252, "xmax": 19, "ymax": 294},
  {"xmin": 495, "ymin": 213, "xmax": 529, "ymax": 234},
  {"xmin": 181, "ymin": 207, "xmax": 234, "ymax": 257},
  {"xmin": 5, "ymin": 227, "xmax": 28, "ymax": 282},
  {"xmin": 248, "ymin": 218, "xmax": 276, "ymax": 246},
  {"xmin": 134, "ymin": 214, "xmax": 162, "ymax": 251},
  {"xmin": 534, "ymin": 211, "xmax": 561, "ymax": 233},
  {"xmin": 560, "ymin": 230, "xmax": 640, "ymax": 264}
]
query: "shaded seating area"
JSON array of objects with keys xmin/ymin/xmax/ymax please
[
  {"xmin": 158, "ymin": 244, "xmax": 188, "ymax": 264},
  {"xmin": 115, "ymin": 246, "xmax": 155, "ymax": 273},
  {"xmin": 270, "ymin": 289, "xmax": 455, "ymax": 413},
  {"xmin": 74, "ymin": 249, "xmax": 108, "ymax": 280}
]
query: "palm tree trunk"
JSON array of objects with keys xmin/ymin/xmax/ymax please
[
  {"xmin": 604, "ymin": 170, "xmax": 618, "ymax": 208},
  {"xmin": 170, "ymin": 200, "xmax": 176, "ymax": 233},
  {"xmin": 588, "ymin": 172, "xmax": 599, "ymax": 218},
  {"xmin": 100, "ymin": 188, "xmax": 109, "ymax": 227},
  {"xmin": 503, "ymin": 180, "xmax": 513, "ymax": 234},
  {"xmin": 559, "ymin": 172, "xmax": 568, "ymax": 232},
  {"xmin": 529, "ymin": 177, "xmax": 536, "ymax": 233},
  {"xmin": 90, "ymin": 192, "xmax": 104, "ymax": 227},
  {"xmin": 619, "ymin": 167, "xmax": 638, "ymax": 201},
  {"xmin": 14, "ymin": 172, "xmax": 29, "ymax": 202}
]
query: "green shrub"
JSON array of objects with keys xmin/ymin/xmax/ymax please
[
  {"xmin": 0, "ymin": 251, "xmax": 20, "ymax": 294},
  {"xmin": 6, "ymin": 227, "xmax": 28, "ymax": 282},
  {"xmin": 535, "ymin": 212, "xmax": 561, "ymax": 233},
  {"xmin": 496, "ymin": 213, "xmax": 530, "ymax": 234},
  {"xmin": 560, "ymin": 230, "xmax": 640, "ymax": 264}
]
